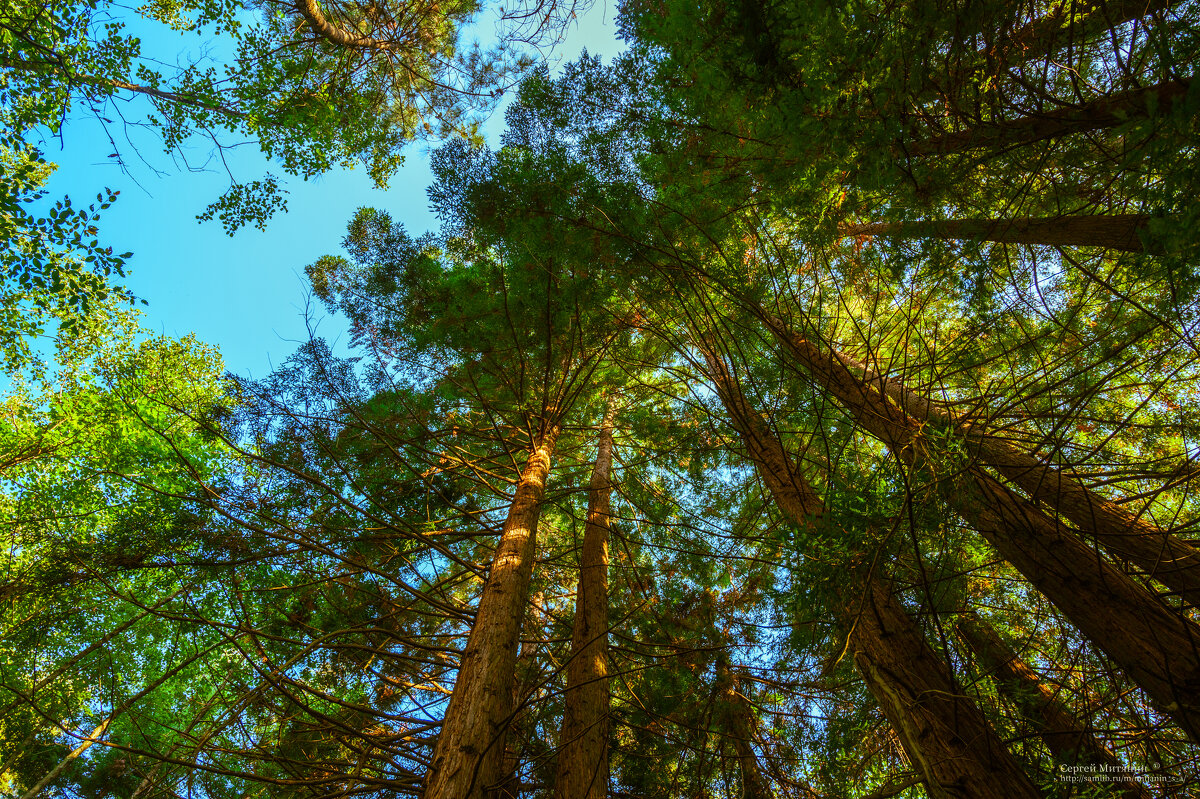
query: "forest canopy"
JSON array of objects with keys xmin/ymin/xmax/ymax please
[{"xmin": 3, "ymin": 1, "xmax": 1200, "ymax": 798}]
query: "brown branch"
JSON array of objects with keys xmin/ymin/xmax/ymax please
[{"xmin": 0, "ymin": 58, "xmax": 249, "ymax": 120}]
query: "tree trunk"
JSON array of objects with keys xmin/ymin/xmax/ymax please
[
  {"xmin": 848, "ymin": 575, "xmax": 1043, "ymax": 799},
  {"xmin": 424, "ymin": 426, "xmax": 559, "ymax": 799},
  {"xmin": 840, "ymin": 214, "xmax": 1155, "ymax": 253},
  {"xmin": 762, "ymin": 315, "xmax": 1200, "ymax": 607},
  {"xmin": 988, "ymin": 0, "xmax": 1177, "ymax": 68},
  {"xmin": 905, "ymin": 78, "xmax": 1190, "ymax": 156},
  {"xmin": 757, "ymin": 316, "xmax": 1200, "ymax": 740},
  {"xmin": 715, "ymin": 657, "xmax": 773, "ymax": 799},
  {"xmin": 698, "ymin": 346, "xmax": 1044, "ymax": 799},
  {"xmin": 956, "ymin": 613, "xmax": 1152, "ymax": 799},
  {"xmin": 554, "ymin": 401, "xmax": 616, "ymax": 799}
]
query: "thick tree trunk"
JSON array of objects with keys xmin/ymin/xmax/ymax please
[
  {"xmin": 554, "ymin": 402, "xmax": 616, "ymax": 799},
  {"xmin": 988, "ymin": 0, "xmax": 1176, "ymax": 67},
  {"xmin": 698, "ymin": 346, "xmax": 1043, "ymax": 799},
  {"xmin": 840, "ymin": 214, "xmax": 1154, "ymax": 253},
  {"xmin": 848, "ymin": 576, "xmax": 1042, "ymax": 799},
  {"xmin": 715, "ymin": 657, "xmax": 772, "ymax": 799},
  {"xmin": 956, "ymin": 613, "xmax": 1151, "ymax": 799},
  {"xmin": 758, "ymin": 317, "xmax": 1200, "ymax": 740},
  {"xmin": 762, "ymin": 316, "xmax": 1200, "ymax": 607},
  {"xmin": 905, "ymin": 78, "xmax": 1190, "ymax": 156},
  {"xmin": 424, "ymin": 427, "xmax": 559, "ymax": 799}
]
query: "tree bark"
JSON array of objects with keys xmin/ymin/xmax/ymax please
[
  {"xmin": 762, "ymin": 315, "xmax": 1200, "ymax": 607},
  {"xmin": 848, "ymin": 575, "xmax": 1043, "ymax": 799},
  {"xmin": 758, "ymin": 316, "xmax": 1200, "ymax": 740},
  {"xmin": 424, "ymin": 426, "xmax": 559, "ymax": 799},
  {"xmin": 554, "ymin": 401, "xmax": 616, "ymax": 799},
  {"xmin": 714, "ymin": 657, "xmax": 772, "ymax": 799},
  {"xmin": 905, "ymin": 78, "xmax": 1191, "ymax": 156},
  {"xmin": 840, "ymin": 214, "xmax": 1156, "ymax": 253},
  {"xmin": 295, "ymin": 0, "xmax": 400, "ymax": 52},
  {"xmin": 698, "ymin": 346, "xmax": 1043, "ymax": 799},
  {"xmin": 956, "ymin": 613, "xmax": 1152, "ymax": 799}
]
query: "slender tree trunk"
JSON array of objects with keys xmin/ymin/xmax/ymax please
[
  {"xmin": 715, "ymin": 657, "xmax": 773, "ymax": 799},
  {"xmin": 698, "ymin": 346, "xmax": 1043, "ymax": 799},
  {"xmin": 840, "ymin": 214, "xmax": 1155, "ymax": 253},
  {"xmin": 956, "ymin": 613, "xmax": 1152, "ymax": 799},
  {"xmin": 758, "ymin": 316, "xmax": 1200, "ymax": 740},
  {"xmin": 904, "ymin": 78, "xmax": 1190, "ymax": 156},
  {"xmin": 555, "ymin": 401, "xmax": 616, "ymax": 799},
  {"xmin": 424, "ymin": 425, "xmax": 560, "ymax": 799},
  {"xmin": 761, "ymin": 315, "xmax": 1200, "ymax": 606}
]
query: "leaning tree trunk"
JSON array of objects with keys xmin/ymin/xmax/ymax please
[
  {"xmin": 425, "ymin": 425, "xmax": 560, "ymax": 799},
  {"xmin": 554, "ymin": 402, "xmax": 616, "ymax": 799},
  {"xmin": 840, "ymin": 215, "xmax": 1155, "ymax": 253},
  {"xmin": 761, "ymin": 315, "xmax": 1200, "ymax": 607},
  {"xmin": 757, "ymin": 315, "xmax": 1200, "ymax": 740},
  {"xmin": 904, "ymin": 78, "xmax": 1190, "ymax": 156},
  {"xmin": 956, "ymin": 613, "xmax": 1152, "ymax": 799},
  {"xmin": 698, "ymin": 346, "xmax": 1044, "ymax": 799}
]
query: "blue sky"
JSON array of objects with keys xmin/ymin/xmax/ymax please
[{"xmin": 38, "ymin": 2, "xmax": 626, "ymax": 378}]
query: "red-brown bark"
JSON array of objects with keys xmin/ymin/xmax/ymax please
[
  {"xmin": 554, "ymin": 401, "xmax": 616, "ymax": 799},
  {"xmin": 699, "ymin": 346, "xmax": 1043, "ymax": 799},
  {"xmin": 424, "ymin": 426, "xmax": 559, "ymax": 799},
  {"xmin": 905, "ymin": 79, "xmax": 1190, "ymax": 156},
  {"xmin": 757, "ymin": 316, "xmax": 1200, "ymax": 740},
  {"xmin": 761, "ymin": 315, "xmax": 1200, "ymax": 608},
  {"xmin": 841, "ymin": 214, "xmax": 1156, "ymax": 253}
]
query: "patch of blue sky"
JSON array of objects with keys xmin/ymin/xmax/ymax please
[{"xmin": 30, "ymin": 0, "xmax": 626, "ymax": 378}]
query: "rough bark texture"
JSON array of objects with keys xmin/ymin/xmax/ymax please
[
  {"xmin": 715, "ymin": 658, "xmax": 773, "ymax": 799},
  {"xmin": 554, "ymin": 403, "xmax": 616, "ymax": 799},
  {"xmin": 699, "ymin": 346, "xmax": 1043, "ymax": 799},
  {"xmin": 841, "ymin": 214, "xmax": 1155, "ymax": 253},
  {"xmin": 848, "ymin": 577, "xmax": 1044, "ymax": 799},
  {"xmin": 957, "ymin": 614, "xmax": 1152, "ymax": 799},
  {"xmin": 759, "ymin": 317, "xmax": 1200, "ymax": 740},
  {"xmin": 763, "ymin": 316, "xmax": 1200, "ymax": 607},
  {"xmin": 906, "ymin": 78, "xmax": 1191, "ymax": 156},
  {"xmin": 424, "ymin": 427, "xmax": 559, "ymax": 799}
]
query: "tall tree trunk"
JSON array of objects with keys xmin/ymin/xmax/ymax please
[
  {"xmin": 758, "ymin": 315, "xmax": 1200, "ymax": 740},
  {"xmin": 761, "ymin": 314, "xmax": 1200, "ymax": 607},
  {"xmin": 956, "ymin": 613, "xmax": 1152, "ymax": 799},
  {"xmin": 904, "ymin": 78, "xmax": 1190, "ymax": 156},
  {"xmin": 840, "ymin": 214, "xmax": 1156, "ymax": 253},
  {"xmin": 715, "ymin": 656, "xmax": 773, "ymax": 799},
  {"xmin": 424, "ymin": 426, "xmax": 560, "ymax": 799},
  {"xmin": 698, "ymin": 346, "xmax": 1044, "ymax": 799},
  {"xmin": 555, "ymin": 401, "xmax": 616, "ymax": 799},
  {"xmin": 497, "ymin": 595, "xmax": 545, "ymax": 799}
]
